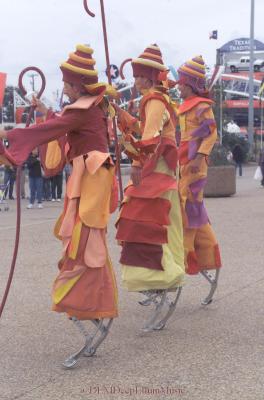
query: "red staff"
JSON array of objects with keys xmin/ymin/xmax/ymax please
[
  {"xmin": 83, "ymin": 0, "xmax": 123, "ymax": 201},
  {"xmin": 120, "ymin": 58, "xmax": 139, "ymax": 113},
  {"xmin": 0, "ymin": 67, "xmax": 46, "ymax": 319}
]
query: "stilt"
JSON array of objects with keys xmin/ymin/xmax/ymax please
[
  {"xmin": 62, "ymin": 317, "xmax": 113, "ymax": 369},
  {"xmin": 200, "ymin": 269, "xmax": 220, "ymax": 305},
  {"xmin": 139, "ymin": 287, "xmax": 182, "ymax": 332}
]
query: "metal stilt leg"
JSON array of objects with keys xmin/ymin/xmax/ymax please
[
  {"xmin": 200, "ymin": 269, "xmax": 220, "ymax": 305},
  {"xmin": 62, "ymin": 317, "xmax": 113, "ymax": 369},
  {"xmin": 83, "ymin": 319, "xmax": 113, "ymax": 357},
  {"xmin": 139, "ymin": 287, "xmax": 182, "ymax": 332},
  {"xmin": 153, "ymin": 287, "xmax": 182, "ymax": 330}
]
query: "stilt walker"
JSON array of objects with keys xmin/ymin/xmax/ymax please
[
  {"xmin": 115, "ymin": 45, "xmax": 185, "ymax": 332},
  {"xmin": 176, "ymin": 56, "xmax": 222, "ymax": 304},
  {"xmin": 0, "ymin": 44, "xmax": 118, "ymax": 368}
]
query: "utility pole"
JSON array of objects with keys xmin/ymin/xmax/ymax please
[
  {"xmin": 248, "ymin": 0, "xmax": 255, "ymax": 151},
  {"xmin": 219, "ymin": 75, "xmax": 223, "ymax": 144},
  {"xmin": 28, "ymin": 73, "xmax": 38, "ymax": 92}
]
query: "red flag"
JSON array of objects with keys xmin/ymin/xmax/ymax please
[{"xmin": 0, "ymin": 72, "xmax": 7, "ymax": 106}]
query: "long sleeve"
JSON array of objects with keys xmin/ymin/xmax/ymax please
[
  {"xmin": 141, "ymin": 99, "xmax": 168, "ymax": 141},
  {"xmin": 195, "ymin": 105, "xmax": 217, "ymax": 156},
  {"xmin": 6, "ymin": 109, "xmax": 86, "ymax": 166},
  {"xmin": 117, "ymin": 108, "xmax": 141, "ymax": 135},
  {"xmin": 131, "ymin": 99, "xmax": 169, "ymax": 167}
]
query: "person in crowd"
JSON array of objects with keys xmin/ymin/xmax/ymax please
[
  {"xmin": 42, "ymin": 176, "xmax": 52, "ymax": 201},
  {"xmin": 64, "ymin": 163, "xmax": 72, "ymax": 183},
  {"xmin": 232, "ymin": 143, "xmax": 244, "ymax": 177},
  {"xmin": 51, "ymin": 171, "xmax": 63, "ymax": 201},
  {"xmin": 26, "ymin": 148, "xmax": 43, "ymax": 209},
  {"xmin": 3, "ymin": 165, "xmax": 16, "ymax": 200},
  {"xmin": 259, "ymin": 147, "xmax": 264, "ymax": 187}
]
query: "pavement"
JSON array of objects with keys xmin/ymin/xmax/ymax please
[{"xmin": 0, "ymin": 165, "xmax": 263, "ymax": 400}]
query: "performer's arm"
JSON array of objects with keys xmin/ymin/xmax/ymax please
[
  {"xmin": 141, "ymin": 99, "xmax": 167, "ymax": 141},
  {"xmin": 113, "ymin": 104, "xmax": 141, "ymax": 135},
  {"xmin": 188, "ymin": 104, "xmax": 217, "ymax": 174},
  {"xmin": 0, "ymin": 109, "xmax": 86, "ymax": 166},
  {"xmin": 131, "ymin": 99, "xmax": 168, "ymax": 179},
  {"xmin": 196, "ymin": 105, "xmax": 217, "ymax": 156}
]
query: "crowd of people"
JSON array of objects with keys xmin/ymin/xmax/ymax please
[{"xmin": 2, "ymin": 160, "xmax": 70, "ymax": 207}]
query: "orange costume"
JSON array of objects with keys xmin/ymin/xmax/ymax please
[
  {"xmin": 116, "ymin": 45, "xmax": 185, "ymax": 292},
  {"xmin": 1, "ymin": 45, "xmax": 118, "ymax": 321},
  {"xmin": 177, "ymin": 56, "xmax": 222, "ymax": 275}
]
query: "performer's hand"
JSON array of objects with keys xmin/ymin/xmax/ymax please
[
  {"xmin": 110, "ymin": 102, "xmax": 122, "ymax": 118},
  {"xmin": 131, "ymin": 166, "xmax": 142, "ymax": 186},
  {"xmin": 0, "ymin": 129, "xmax": 7, "ymax": 139},
  {"xmin": 31, "ymin": 95, "xmax": 48, "ymax": 116},
  {"xmin": 190, "ymin": 154, "xmax": 205, "ymax": 174}
]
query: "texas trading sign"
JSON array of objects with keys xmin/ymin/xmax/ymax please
[{"xmin": 219, "ymin": 38, "xmax": 264, "ymax": 54}]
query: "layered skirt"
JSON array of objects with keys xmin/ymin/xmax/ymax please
[
  {"xmin": 52, "ymin": 151, "xmax": 118, "ymax": 320},
  {"xmin": 179, "ymin": 157, "xmax": 221, "ymax": 274},
  {"xmin": 116, "ymin": 140, "xmax": 185, "ymax": 291}
]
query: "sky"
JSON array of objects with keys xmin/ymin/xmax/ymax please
[{"xmin": 1, "ymin": 0, "xmax": 264, "ymax": 101}]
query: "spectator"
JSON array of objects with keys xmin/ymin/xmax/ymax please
[
  {"xmin": 4, "ymin": 165, "xmax": 16, "ymax": 199},
  {"xmin": 232, "ymin": 144, "xmax": 244, "ymax": 176},
  {"xmin": 64, "ymin": 163, "xmax": 72, "ymax": 183},
  {"xmin": 259, "ymin": 147, "xmax": 264, "ymax": 187},
  {"xmin": 43, "ymin": 176, "xmax": 52, "ymax": 201},
  {"xmin": 51, "ymin": 171, "xmax": 63, "ymax": 202},
  {"xmin": 27, "ymin": 148, "xmax": 43, "ymax": 209}
]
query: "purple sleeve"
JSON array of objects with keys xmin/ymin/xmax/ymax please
[{"xmin": 6, "ymin": 109, "xmax": 85, "ymax": 166}]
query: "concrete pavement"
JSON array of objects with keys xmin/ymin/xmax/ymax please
[{"xmin": 0, "ymin": 165, "xmax": 263, "ymax": 400}]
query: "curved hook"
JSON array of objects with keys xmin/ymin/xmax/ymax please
[
  {"xmin": 119, "ymin": 58, "xmax": 132, "ymax": 80},
  {"xmin": 83, "ymin": 0, "xmax": 95, "ymax": 17},
  {"xmin": 18, "ymin": 66, "xmax": 46, "ymax": 99}
]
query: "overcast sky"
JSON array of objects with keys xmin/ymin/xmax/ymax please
[{"xmin": 1, "ymin": 0, "xmax": 264, "ymax": 100}]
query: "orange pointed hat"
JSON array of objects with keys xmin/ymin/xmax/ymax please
[
  {"xmin": 60, "ymin": 44, "xmax": 115, "ymax": 96},
  {"xmin": 177, "ymin": 55, "xmax": 207, "ymax": 95},
  {"xmin": 131, "ymin": 44, "xmax": 167, "ymax": 83}
]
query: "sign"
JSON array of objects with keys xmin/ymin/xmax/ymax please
[
  {"xmin": 224, "ymin": 99, "xmax": 261, "ymax": 109},
  {"xmin": 106, "ymin": 64, "xmax": 119, "ymax": 80},
  {"xmin": 219, "ymin": 38, "xmax": 264, "ymax": 54}
]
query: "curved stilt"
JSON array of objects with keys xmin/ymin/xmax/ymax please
[
  {"xmin": 62, "ymin": 317, "xmax": 113, "ymax": 369},
  {"xmin": 200, "ymin": 269, "xmax": 220, "ymax": 305},
  {"xmin": 139, "ymin": 287, "xmax": 182, "ymax": 332},
  {"xmin": 83, "ymin": 319, "xmax": 113, "ymax": 357}
]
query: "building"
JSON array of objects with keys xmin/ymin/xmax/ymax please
[{"xmin": 215, "ymin": 38, "xmax": 264, "ymax": 137}]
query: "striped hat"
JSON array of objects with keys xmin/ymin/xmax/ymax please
[
  {"xmin": 177, "ymin": 56, "xmax": 207, "ymax": 95},
  {"xmin": 132, "ymin": 44, "xmax": 167, "ymax": 82},
  {"xmin": 60, "ymin": 44, "xmax": 108, "ymax": 95}
]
